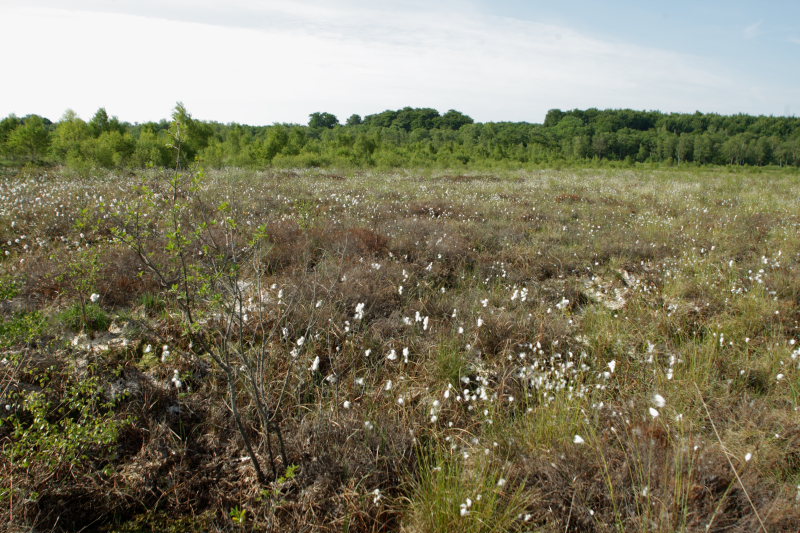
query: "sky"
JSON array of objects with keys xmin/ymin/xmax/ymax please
[{"xmin": 0, "ymin": 0, "xmax": 798, "ymax": 125}]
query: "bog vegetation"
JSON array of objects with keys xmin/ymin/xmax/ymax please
[{"xmin": 0, "ymin": 108, "xmax": 799, "ymax": 532}]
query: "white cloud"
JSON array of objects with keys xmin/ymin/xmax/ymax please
[{"xmin": 0, "ymin": 1, "xmax": 775, "ymax": 124}]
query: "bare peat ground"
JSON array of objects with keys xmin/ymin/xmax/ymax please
[{"xmin": 1, "ymin": 166, "xmax": 799, "ymax": 532}]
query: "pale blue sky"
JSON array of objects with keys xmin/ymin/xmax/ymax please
[
  {"xmin": 491, "ymin": 0, "xmax": 800, "ymax": 101},
  {"xmin": 0, "ymin": 0, "xmax": 797, "ymax": 124}
]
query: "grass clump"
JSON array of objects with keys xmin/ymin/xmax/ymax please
[
  {"xmin": 58, "ymin": 302, "xmax": 111, "ymax": 333},
  {"xmin": 403, "ymin": 445, "xmax": 529, "ymax": 533}
]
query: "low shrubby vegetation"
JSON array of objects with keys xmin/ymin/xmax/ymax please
[{"xmin": 1, "ymin": 160, "xmax": 799, "ymax": 531}]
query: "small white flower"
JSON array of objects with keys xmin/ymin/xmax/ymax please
[
  {"xmin": 89, "ymin": 293, "xmax": 100, "ymax": 303},
  {"xmin": 776, "ymin": 373, "xmax": 785, "ymax": 381},
  {"xmin": 296, "ymin": 336, "xmax": 305, "ymax": 346},
  {"xmin": 171, "ymin": 369, "xmax": 183, "ymax": 389},
  {"xmin": 354, "ymin": 302, "xmax": 365, "ymax": 320},
  {"xmin": 364, "ymin": 420, "xmax": 374, "ymax": 430},
  {"xmin": 477, "ymin": 317, "xmax": 484, "ymax": 328},
  {"xmin": 309, "ymin": 356, "xmax": 320, "ymax": 372},
  {"xmin": 573, "ymin": 434, "xmax": 585, "ymax": 444},
  {"xmin": 652, "ymin": 394, "xmax": 666, "ymax": 408},
  {"xmin": 384, "ymin": 380, "xmax": 393, "ymax": 391},
  {"xmin": 387, "ymin": 349, "xmax": 397, "ymax": 361},
  {"xmin": 607, "ymin": 360, "xmax": 616, "ymax": 373},
  {"xmin": 649, "ymin": 407, "xmax": 660, "ymax": 418},
  {"xmin": 343, "ymin": 400, "xmax": 351, "ymax": 409},
  {"xmin": 496, "ymin": 478, "xmax": 506, "ymax": 487},
  {"xmin": 745, "ymin": 452, "xmax": 752, "ymax": 462}
]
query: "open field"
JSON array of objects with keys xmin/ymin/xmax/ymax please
[{"xmin": 1, "ymin": 166, "xmax": 799, "ymax": 532}]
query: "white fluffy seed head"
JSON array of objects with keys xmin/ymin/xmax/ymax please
[{"xmin": 652, "ymin": 393, "xmax": 666, "ymax": 408}]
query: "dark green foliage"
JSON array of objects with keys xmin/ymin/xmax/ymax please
[
  {"xmin": 438, "ymin": 109, "xmax": 474, "ymax": 130},
  {"xmin": 3, "ymin": 105, "xmax": 799, "ymax": 169},
  {"xmin": 345, "ymin": 113, "xmax": 362, "ymax": 126},
  {"xmin": 308, "ymin": 111, "xmax": 339, "ymax": 129}
]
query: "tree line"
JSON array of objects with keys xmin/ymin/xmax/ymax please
[{"xmin": 2, "ymin": 104, "xmax": 799, "ymax": 169}]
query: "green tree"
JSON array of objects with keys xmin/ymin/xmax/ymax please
[
  {"xmin": 131, "ymin": 128, "xmax": 171, "ymax": 168},
  {"xmin": 308, "ymin": 112, "xmax": 339, "ymax": 129},
  {"xmin": 436, "ymin": 109, "xmax": 474, "ymax": 130},
  {"xmin": 676, "ymin": 133, "xmax": 694, "ymax": 163},
  {"xmin": 693, "ymin": 133, "xmax": 714, "ymax": 164},
  {"xmin": 259, "ymin": 125, "xmax": 290, "ymax": 163},
  {"xmin": 169, "ymin": 102, "xmax": 213, "ymax": 165},
  {"xmin": 88, "ymin": 107, "xmax": 110, "ymax": 137},
  {"xmin": 51, "ymin": 110, "xmax": 91, "ymax": 163},
  {"xmin": 0, "ymin": 114, "xmax": 22, "ymax": 145},
  {"xmin": 7, "ymin": 115, "xmax": 51, "ymax": 164},
  {"xmin": 81, "ymin": 130, "xmax": 135, "ymax": 168}
]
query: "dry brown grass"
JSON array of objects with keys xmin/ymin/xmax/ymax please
[{"xmin": 1, "ymin": 167, "xmax": 799, "ymax": 531}]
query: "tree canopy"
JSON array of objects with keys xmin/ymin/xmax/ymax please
[{"xmin": 2, "ymin": 105, "xmax": 799, "ymax": 169}]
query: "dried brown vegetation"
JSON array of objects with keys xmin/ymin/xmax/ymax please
[{"xmin": 1, "ymin": 167, "xmax": 799, "ymax": 532}]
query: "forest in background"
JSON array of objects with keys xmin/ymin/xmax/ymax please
[{"xmin": 2, "ymin": 104, "xmax": 800, "ymax": 170}]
